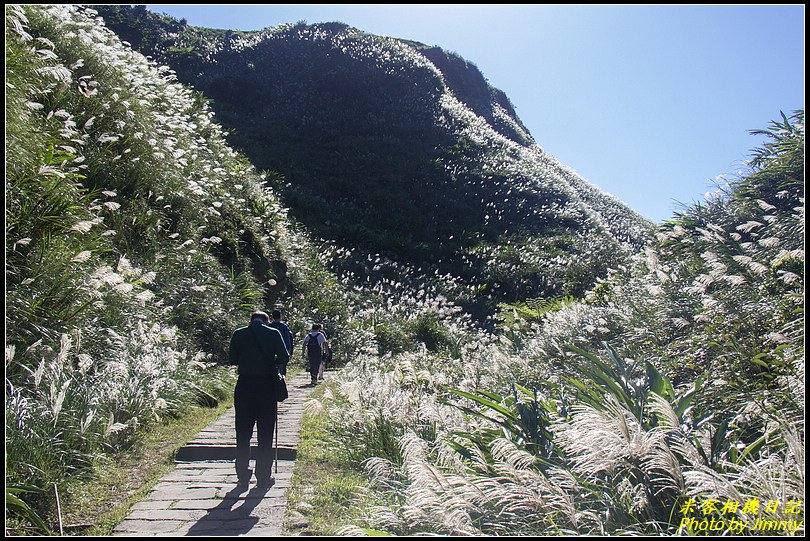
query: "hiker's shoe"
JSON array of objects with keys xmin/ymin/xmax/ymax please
[
  {"xmin": 257, "ymin": 477, "xmax": 275, "ymax": 489},
  {"xmin": 236, "ymin": 479, "xmax": 250, "ymax": 490}
]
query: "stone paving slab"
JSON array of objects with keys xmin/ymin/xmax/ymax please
[{"xmin": 113, "ymin": 372, "xmax": 319, "ymax": 537}]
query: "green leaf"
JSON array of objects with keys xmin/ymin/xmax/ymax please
[
  {"xmin": 445, "ymin": 439, "xmax": 474, "ymax": 460},
  {"xmin": 749, "ymin": 353, "xmax": 771, "ymax": 368},
  {"xmin": 711, "ymin": 420, "xmax": 730, "ymax": 464},
  {"xmin": 604, "ymin": 342, "xmax": 628, "ymax": 375},
  {"xmin": 474, "ymin": 389, "xmax": 509, "ymax": 403},
  {"xmin": 562, "ymin": 376, "xmax": 606, "ymax": 411},
  {"xmin": 694, "ymin": 436, "xmax": 709, "ymax": 465},
  {"xmin": 448, "ymin": 389, "xmax": 518, "ymax": 422},
  {"xmin": 736, "ymin": 432, "xmax": 769, "ymax": 464},
  {"xmin": 5, "ymin": 485, "xmax": 50, "ymax": 533},
  {"xmin": 567, "ymin": 345, "xmax": 632, "ymax": 404},
  {"xmin": 360, "ymin": 528, "xmax": 394, "ymax": 536},
  {"xmin": 672, "ymin": 380, "xmax": 699, "ymax": 419},
  {"xmin": 646, "ymin": 361, "xmax": 674, "ymax": 400},
  {"xmin": 448, "ymin": 403, "xmax": 519, "ymax": 435}
]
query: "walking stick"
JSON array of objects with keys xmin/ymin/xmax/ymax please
[{"xmin": 274, "ymin": 406, "xmax": 279, "ymax": 474}]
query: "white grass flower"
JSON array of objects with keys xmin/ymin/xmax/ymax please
[
  {"xmin": 71, "ymin": 250, "xmax": 92, "ymax": 263},
  {"xmin": 747, "ymin": 261, "xmax": 769, "ymax": 275},
  {"xmin": 722, "ymin": 274, "xmax": 747, "ymax": 286},
  {"xmin": 766, "ymin": 332, "xmax": 790, "ymax": 344},
  {"xmin": 106, "ymin": 421, "xmax": 129, "ymax": 436},
  {"xmin": 113, "ymin": 282, "xmax": 134, "ymax": 294},
  {"xmin": 134, "ymin": 290, "xmax": 155, "ymax": 304},
  {"xmin": 80, "ymin": 409, "xmax": 95, "ymax": 434},
  {"xmin": 758, "ymin": 237, "xmax": 780, "ymax": 248},
  {"xmin": 13, "ymin": 238, "xmax": 32, "ymax": 250},
  {"xmin": 38, "ymin": 65, "xmax": 72, "ymax": 83},
  {"xmin": 77, "ymin": 353, "xmax": 93, "ymax": 374},
  {"xmin": 778, "ymin": 271, "xmax": 801, "ymax": 285},
  {"xmin": 672, "ymin": 317, "xmax": 691, "ymax": 329},
  {"xmin": 69, "ymin": 220, "xmax": 95, "ymax": 233},
  {"xmin": 736, "ymin": 221, "xmax": 764, "ymax": 233},
  {"xmin": 51, "ymin": 379, "xmax": 71, "ymax": 422},
  {"xmin": 30, "ymin": 358, "xmax": 46, "ymax": 389}
]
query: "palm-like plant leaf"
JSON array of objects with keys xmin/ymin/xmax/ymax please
[{"xmin": 5, "ymin": 484, "xmax": 51, "ymax": 534}]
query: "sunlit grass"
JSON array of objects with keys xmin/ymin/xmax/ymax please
[
  {"xmin": 59, "ymin": 397, "xmax": 234, "ymax": 536},
  {"xmin": 6, "ymin": 3, "xmax": 803, "ymax": 536},
  {"xmin": 284, "ymin": 381, "xmax": 372, "ymax": 535}
]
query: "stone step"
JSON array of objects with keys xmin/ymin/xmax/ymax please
[
  {"xmin": 113, "ymin": 371, "xmax": 319, "ymax": 536},
  {"xmin": 176, "ymin": 444, "xmax": 297, "ymax": 462}
]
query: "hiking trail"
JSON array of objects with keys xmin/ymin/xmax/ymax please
[{"xmin": 113, "ymin": 372, "xmax": 315, "ymax": 536}]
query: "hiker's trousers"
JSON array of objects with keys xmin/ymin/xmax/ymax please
[
  {"xmin": 234, "ymin": 376, "xmax": 277, "ymax": 482},
  {"xmin": 308, "ymin": 356, "xmax": 322, "ymax": 382}
]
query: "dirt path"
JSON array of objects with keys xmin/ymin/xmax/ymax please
[{"xmin": 113, "ymin": 372, "xmax": 315, "ymax": 536}]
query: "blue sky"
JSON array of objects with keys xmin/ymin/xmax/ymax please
[{"xmin": 146, "ymin": 4, "xmax": 804, "ymax": 223}]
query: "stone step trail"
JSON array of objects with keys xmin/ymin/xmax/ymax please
[{"xmin": 113, "ymin": 372, "xmax": 317, "ymax": 536}]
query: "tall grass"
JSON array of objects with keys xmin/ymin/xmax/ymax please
[
  {"xmin": 5, "ymin": 4, "xmax": 327, "ymax": 530},
  {"xmin": 312, "ymin": 112, "xmax": 804, "ymax": 536},
  {"xmin": 6, "ymin": 3, "xmax": 803, "ymax": 536}
]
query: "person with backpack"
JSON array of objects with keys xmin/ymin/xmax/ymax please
[
  {"xmin": 318, "ymin": 338, "xmax": 332, "ymax": 381},
  {"xmin": 302, "ymin": 323, "xmax": 326, "ymax": 386},
  {"xmin": 228, "ymin": 311, "xmax": 289, "ymax": 489},
  {"xmin": 267, "ymin": 309, "xmax": 293, "ymax": 375}
]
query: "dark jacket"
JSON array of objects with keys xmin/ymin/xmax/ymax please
[
  {"xmin": 268, "ymin": 320, "xmax": 293, "ymax": 354},
  {"xmin": 229, "ymin": 320, "xmax": 290, "ymax": 376}
]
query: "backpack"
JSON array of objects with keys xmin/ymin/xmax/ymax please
[
  {"xmin": 324, "ymin": 341, "xmax": 333, "ymax": 365},
  {"xmin": 305, "ymin": 333, "xmax": 323, "ymax": 362}
]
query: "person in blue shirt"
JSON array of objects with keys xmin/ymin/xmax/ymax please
[{"xmin": 268, "ymin": 309, "xmax": 293, "ymax": 374}]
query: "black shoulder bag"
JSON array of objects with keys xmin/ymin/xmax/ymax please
[{"xmin": 248, "ymin": 326, "xmax": 289, "ymax": 402}]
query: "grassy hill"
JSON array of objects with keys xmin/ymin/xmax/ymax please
[
  {"xmin": 296, "ymin": 110, "xmax": 804, "ymax": 536},
  {"xmin": 5, "ymin": 5, "xmax": 335, "ymax": 528},
  {"xmin": 94, "ymin": 6, "xmax": 654, "ymax": 318},
  {"xmin": 6, "ymin": 4, "xmax": 802, "ymax": 536}
]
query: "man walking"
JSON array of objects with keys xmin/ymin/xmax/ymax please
[
  {"xmin": 302, "ymin": 323, "xmax": 326, "ymax": 386},
  {"xmin": 268, "ymin": 309, "xmax": 293, "ymax": 375},
  {"xmin": 228, "ymin": 311, "xmax": 289, "ymax": 488}
]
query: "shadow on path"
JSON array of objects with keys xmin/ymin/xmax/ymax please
[{"xmin": 185, "ymin": 482, "xmax": 274, "ymax": 536}]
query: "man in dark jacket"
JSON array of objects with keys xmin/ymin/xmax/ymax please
[{"xmin": 228, "ymin": 311, "xmax": 290, "ymax": 488}]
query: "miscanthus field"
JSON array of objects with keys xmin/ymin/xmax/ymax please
[{"xmin": 5, "ymin": 5, "xmax": 804, "ymax": 536}]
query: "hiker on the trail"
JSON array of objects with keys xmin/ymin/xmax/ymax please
[
  {"xmin": 302, "ymin": 323, "xmax": 326, "ymax": 386},
  {"xmin": 267, "ymin": 309, "xmax": 293, "ymax": 375},
  {"xmin": 228, "ymin": 311, "xmax": 289, "ymax": 488},
  {"xmin": 318, "ymin": 338, "xmax": 332, "ymax": 381}
]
